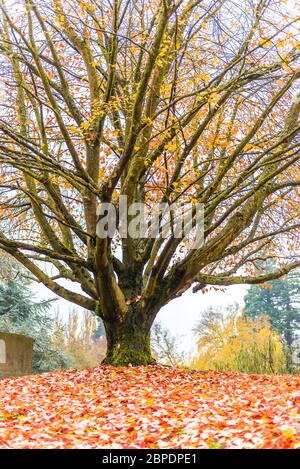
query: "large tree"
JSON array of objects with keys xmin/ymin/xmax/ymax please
[{"xmin": 0, "ymin": 0, "xmax": 300, "ymax": 365}]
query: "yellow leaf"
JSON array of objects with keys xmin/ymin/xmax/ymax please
[{"xmin": 282, "ymin": 428, "xmax": 295, "ymax": 438}]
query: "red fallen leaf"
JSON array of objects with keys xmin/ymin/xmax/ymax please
[{"xmin": 0, "ymin": 366, "xmax": 299, "ymax": 449}]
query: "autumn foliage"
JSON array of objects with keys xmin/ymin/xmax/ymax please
[
  {"xmin": 192, "ymin": 309, "xmax": 287, "ymax": 374},
  {"xmin": 51, "ymin": 310, "xmax": 106, "ymax": 370},
  {"xmin": 0, "ymin": 366, "xmax": 299, "ymax": 449}
]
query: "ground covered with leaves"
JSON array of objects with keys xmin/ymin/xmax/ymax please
[{"xmin": 0, "ymin": 366, "xmax": 299, "ymax": 449}]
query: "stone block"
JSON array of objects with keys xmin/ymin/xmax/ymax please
[{"xmin": 0, "ymin": 332, "xmax": 34, "ymax": 378}]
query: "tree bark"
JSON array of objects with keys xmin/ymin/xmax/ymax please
[{"xmin": 102, "ymin": 312, "xmax": 156, "ymax": 366}]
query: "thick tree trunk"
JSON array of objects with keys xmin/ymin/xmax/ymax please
[{"xmin": 102, "ymin": 315, "xmax": 156, "ymax": 366}]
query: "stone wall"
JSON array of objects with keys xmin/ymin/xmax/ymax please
[{"xmin": 0, "ymin": 332, "xmax": 34, "ymax": 378}]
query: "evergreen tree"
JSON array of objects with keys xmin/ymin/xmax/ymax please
[
  {"xmin": 0, "ymin": 280, "xmax": 53, "ymax": 323},
  {"xmin": 0, "ymin": 280, "xmax": 69, "ymax": 373},
  {"xmin": 91, "ymin": 315, "xmax": 105, "ymax": 341},
  {"xmin": 244, "ymin": 269, "xmax": 300, "ymax": 348}
]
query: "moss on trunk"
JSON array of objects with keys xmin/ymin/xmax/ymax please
[{"xmin": 102, "ymin": 318, "xmax": 156, "ymax": 366}]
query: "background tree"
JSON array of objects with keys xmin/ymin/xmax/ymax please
[
  {"xmin": 151, "ymin": 321, "xmax": 186, "ymax": 367},
  {"xmin": 91, "ymin": 314, "xmax": 105, "ymax": 341},
  {"xmin": 0, "ymin": 253, "xmax": 105, "ymax": 371},
  {"xmin": 52, "ymin": 310, "xmax": 106, "ymax": 370},
  {"xmin": 0, "ymin": 278, "xmax": 68, "ymax": 372},
  {"xmin": 192, "ymin": 305, "xmax": 287, "ymax": 374},
  {"xmin": 0, "ymin": 278, "xmax": 106, "ymax": 371},
  {"xmin": 0, "ymin": 0, "xmax": 299, "ymax": 365},
  {"xmin": 0, "ymin": 279, "xmax": 53, "ymax": 324},
  {"xmin": 244, "ymin": 267, "xmax": 300, "ymax": 349}
]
